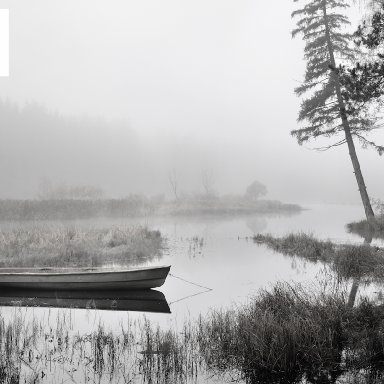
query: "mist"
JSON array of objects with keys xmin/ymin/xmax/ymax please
[{"xmin": 0, "ymin": 0, "xmax": 382, "ymax": 204}]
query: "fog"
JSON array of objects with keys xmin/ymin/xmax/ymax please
[{"xmin": 0, "ymin": 0, "xmax": 382, "ymax": 203}]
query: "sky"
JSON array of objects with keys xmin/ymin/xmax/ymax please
[{"xmin": 0, "ymin": 0, "xmax": 382, "ymax": 204}]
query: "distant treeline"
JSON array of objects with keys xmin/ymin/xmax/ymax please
[
  {"xmin": 0, "ymin": 195, "xmax": 302, "ymax": 221},
  {"xmin": 0, "ymin": 197, "xmax": 155, "ymax": 220},
  {"xmin": 163, "ymin": 197, "xmax": 302, "ymax": 216}
]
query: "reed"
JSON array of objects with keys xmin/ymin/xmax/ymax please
[
  {"xmin": 197, "ymin": 283, "xmax": 346, "ymax": 383},
  {"xmin": 0, "ymin": 225, "xmax": 163, "ymax": 267},
  {"xmin": 254, "ymin": 232, "xmax": 384, "ymax": 280},
  {"xmin": 253, "ymin": 232, "xmax": 334, "ymax": 262},
  {"xmin": 2, "ymin": 283, "xmax": 384, "ymax": 382},
  {"xmin": 347, "ymin": 215, "xmax": 384, "ymax": 240}
]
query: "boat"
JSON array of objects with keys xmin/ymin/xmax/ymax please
[
  {"xmin": 0, "ymin": 288, "xmax": 170, "ymax": 313},
  {"xmin": 0, "ymin": 265, "xmax": 171, "ymax": 290}
]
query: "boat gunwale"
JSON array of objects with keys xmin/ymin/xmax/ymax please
[{"xmin": 0, "ymin": 265, "xmax": 171, "ymax": 276}]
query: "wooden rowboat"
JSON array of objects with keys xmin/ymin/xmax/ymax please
[
  {"xmin": 0, "ymin": 288, "xmax": 170, "ymax": 313},
  {"xmin": 0, "ymin": 265, "xmax": 170, "ymax": 290}
]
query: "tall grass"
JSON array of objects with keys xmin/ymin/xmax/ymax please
[
  {"xmin": 253, "ymin": 232, "xmax": 334, "ymax": 262},
  {"xmin": 0, "ymin": 225, "xmax": 163, "ymax": 267},
  {"xmin": 198, "ymin": 283, "xmax": 347, "ymax": 383},
  {"xmin": 2, "ymin": 282, "xmax": 384, "ymax": 382},
  {"xmin": 0, "ymin": 311, "xmax": 202, "ymax": 384},
  {"xmin": 346, "ymin": 216, "xmax": 384, "ymax": 240},
  {"xmin": 0, "ymin": 316, "xmax": 23, "ymax": 383},
  {"xmin": 347, "ymin": 198, "xmax": 384, "ymax": 240},
  {"xmin": 254, "ymin": 232, "xmax": 384, "ymax": 280},
  {"xmin": 196, "ymin": 283, "xmax": 384, "ymax": 383}
]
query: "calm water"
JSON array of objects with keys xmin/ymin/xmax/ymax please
[
  {"xmin": 0, "ymin": 203, "xmax": 381, "ymax": 382},
  {"xmin": 2, "ymin": 203, "xmax": 378, "ymax": 327}
]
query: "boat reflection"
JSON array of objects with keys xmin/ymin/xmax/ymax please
[{"xmin": 0, "ymin": 288, "xmax": 170, "ymax": 313}]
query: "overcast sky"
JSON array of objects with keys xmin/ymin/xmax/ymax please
[{"xmin": 0, "ymin": 0, "xmax": 382, "ymax": 204}]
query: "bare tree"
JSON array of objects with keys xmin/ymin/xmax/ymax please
[
  {"xmin": 201, "ymin": 169, "xmax": 215, "ymax": 197},
  {"xmin": 168, "ymin": 169, "xmax": 180, "ymax": 201}
]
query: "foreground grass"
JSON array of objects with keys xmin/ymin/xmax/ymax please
[
  {"xmin": 0, "ymin": 312, "xmax": 201, "ymax": 384},
  {"xmin": 0, "ymin": 225, "xmax": 163, "ymax": 267},
  {"xmin": 253, "ymin": 232, "xmax": 384, "ymax": 280},
  {"xmin": 2, "ymin": 283, "xmax": 384, "ymax": 383},
  {"xmin": 197, "ymin": 283, "xmax": 384, "ymax": 383}
]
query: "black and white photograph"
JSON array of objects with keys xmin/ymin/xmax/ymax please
[{"xmin": 0, "ymin": 0, "xmax": 383, "ymax": 383}]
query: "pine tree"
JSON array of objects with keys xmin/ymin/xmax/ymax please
[
  {"xmin": 292, "ymin": 0, "xmax": 376, "ymax": 219},
  {"xmin": 340, "ymin": 0, "xmax": 384, "ymax": 154}
]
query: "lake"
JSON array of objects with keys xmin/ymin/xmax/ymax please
[{"xmin": 0, "ymin": 203, "xmax": 381, "ymax": 383}]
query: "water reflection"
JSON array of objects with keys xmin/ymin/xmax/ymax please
[
  {"xmin": 0, "ymin": 288, "xmax": 170, "ymax": 313},
  {"xmin": 346, "ymin": 220, "xmax": 384, "ymax": 244},
  {"xmin": 245, "ymin": 216, "xmax": 267, "ymax": 233}
]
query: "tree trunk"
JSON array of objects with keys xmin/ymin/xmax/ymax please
[{"xmin": 322, "ymin": 0, "xmax": 375, "ymax": 220}]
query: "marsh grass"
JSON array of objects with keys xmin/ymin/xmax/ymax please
[
  {"xmin": 0, "ymin": 311, "xmax": 203, "ymax": 384},
  {"xmin": 2, "ymin": 283, "xmax": 384, "ymax": 383},
  {"xmin": 197, "ymin": 283, "xmax": 347, "ymax": 383},
  {"xmin": 347, "ymin": 200, "xmax": 384, "ymax": 240},
  {"xmin": 0, "ymin": 316, "xmax": 23, "ymax": 383},
  {"xmin": 253, "ymin": 232, "xmax": 334, "ymax": 262},
  {"xmin": 346, "ymin": 216, "xmax": 384, "ymax": 240},
  {"xmin": 333, "ymin": 244, "xmax": 384, "ymax": 280},
  {"xmin": 139, "ymin": 319, "xmax": 201, "ymax": 383},
  {"xmin": 254, "ymin": 233, "xmax": 384, "ymax": 280},
  {"xmin": 187, "ymin": 236, "xmax": 204, "ymax": 258},
  {"xmin": 0, "ymin": 225, "xmax": 163, "ymax": 267},
  {"xmin": 196, "ymin": 284, "xmax": 384, "ymax": 383}
]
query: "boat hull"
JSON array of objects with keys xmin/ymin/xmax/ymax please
[
  {"xmin": 0, "ymin": 266, "xmax": 171, "ymax": 290},
  {"xmin": 0, "ymin": 288, "xmax": 170, "ymax": 313}
]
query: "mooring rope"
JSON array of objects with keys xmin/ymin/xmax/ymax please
[
  {"xmin": 168, "ymin": 273, "xmax": 212, "ymax": 291},
  {"xmin": 168, "ymin": 273, "xmax": 213, "ymax": 306}
]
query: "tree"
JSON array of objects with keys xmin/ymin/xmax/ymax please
[
  {"xmin": 168, "ymin": 169, "xmax": 180, "ymax": 201},
  {"xmin": 339, "ymin": 0, "xmax": 384, "ymax": 156},
  {"xmin": 201, "ymin": 169, "xmax": 216, "ymax": 197},
  {"xmin": 245, "ymin": 180, "xmax": 267, "ymax": 201},
  {"xmin": 292, "ymin": 0, "xmax": 376, "ymax": 220}
]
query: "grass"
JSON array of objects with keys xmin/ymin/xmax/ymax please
[
  {"xmin": 346, "ymin": 215, "xmax": 384, "ymax": 240},
  {"xmin": 253, "ymin": 232, "xmax": 334, "ymax": 262},
  {"xmin": 0, "ymin": 316, "xmax": 23, "ymax": 383},
  {"xmin": 2, "ymin": 282, "xmax": 384, "ymax": 383},
  {"xmin": 333, "ymin": 244, "xmax": 384, "ymax": 280},
  {"xmin": 0, "ymin": 225, "xmax": 163, "ymax": 268},
  {"xmin": 0, "ymin": 311, "xmax": 201, "ymax": 384},
  {"xmin": 196, "ymin": 283, "xmax": 384, "ymax": 383},
  {"xmin": 198, "ymin": 283, "xmax": 347, "ymax": 383},
  {"xmin": 254, "ymin": 232, "xmax": 384, "ymax": 280}
]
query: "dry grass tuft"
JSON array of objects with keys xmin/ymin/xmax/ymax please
[{"xmin": 0, "ymin": 225, "xmax": 163, "ymax": 268}]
